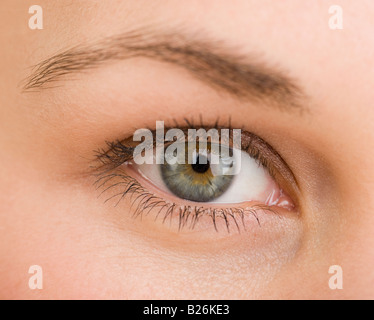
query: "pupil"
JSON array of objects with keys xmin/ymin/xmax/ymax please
[{"xmin": 191, "ymin": 155, "xmax": 210, "ymax": 174}]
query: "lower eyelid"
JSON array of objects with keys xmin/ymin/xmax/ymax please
[{"xmin": 94, "ymin": 162, "xmax": 297, "ymax": 235}]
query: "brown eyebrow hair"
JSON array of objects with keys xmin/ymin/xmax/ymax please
[{"xmin": 23, "ymin": 28, "xmax": 305, "ymax": 112}]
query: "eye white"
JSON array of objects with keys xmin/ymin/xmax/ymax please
[
  {"xmin": 133, "ymin": 147, "xmax": 277, "ymax": 204},
  {"xmin": 212, "ymin": 150, "xmax": 273, "ymax": 203}
]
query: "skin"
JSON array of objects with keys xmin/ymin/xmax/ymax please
[{"xmin": 0, "ymin": 0, "xmax": 373, "ymax": 299}]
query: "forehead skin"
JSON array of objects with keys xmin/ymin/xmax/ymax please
[{"xmin": 0, "ymin": 0, "xmax": 373, "ymax": 299}]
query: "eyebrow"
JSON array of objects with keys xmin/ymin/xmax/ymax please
[{"xmin": 23, "ymin": 28, "xmax": 306, "ymax": 112}]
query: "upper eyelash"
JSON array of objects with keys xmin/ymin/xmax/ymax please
[
  {"xmin": 93, "ymin": 168, "xmax": 280, "ymax": 233},
  {"xmin": 93, "ymin": 117, "xmax": 238, "ymax": 169}
]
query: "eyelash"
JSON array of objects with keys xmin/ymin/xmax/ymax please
[
  {"xmin": 94, "ymin": 172, "xmax": 278, "ymax": 233},
  {"xmin": 92, "ymin": 118, "xmax": 292, "ymax": 233}
]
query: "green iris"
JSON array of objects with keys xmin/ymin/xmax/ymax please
[{"xmin": 160, "ymin": 143, "xmax": 235, "ymax": 202}]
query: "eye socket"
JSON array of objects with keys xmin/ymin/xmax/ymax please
[{"xmin": 129, "ymin": 140, "xmax": 294, "ymax": 209}]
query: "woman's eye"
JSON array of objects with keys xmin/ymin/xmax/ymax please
[
  {"xmin": 128, "ymin": 140, "xmax": 294, "ymax": 209},
  {"xmin": 94, "ymin": 125, "xmax": 299, "ymax": 233}
]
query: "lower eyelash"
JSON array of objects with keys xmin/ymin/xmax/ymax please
[{"xmin": 93, "ymin": 170, "xmax": 279, "ymax": 233}]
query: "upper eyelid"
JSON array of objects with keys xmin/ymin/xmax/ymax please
[{"xmin": 241, "ymin": 132, "xmax": 299, "ymax": 189}]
